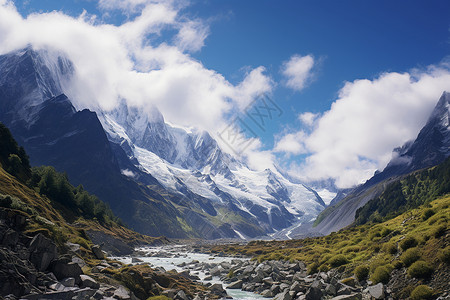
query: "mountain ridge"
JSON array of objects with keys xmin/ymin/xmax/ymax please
[
  {"xmin": 312, "ymin": 91, "xmax": 450, "ymax": 235},
  {"xmin": 0, "ymin": 46, "xmax": 329, "ymax": 239}
]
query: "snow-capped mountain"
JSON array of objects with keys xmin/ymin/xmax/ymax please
[
  {"xmin": 0, "ymin": 46, "xmax": 328, "ymax": 239},
  {"xmin": 0, "ymin": 46, "xmax": 73, "ymax": 124},
  {"xmin": 100, "ymin": 103, "xmax": 327, "ymax": 236}
]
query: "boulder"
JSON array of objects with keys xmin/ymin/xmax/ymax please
[
  {"xmin": 210, "ymin": 283, "xmax": 226, "ymax": 296},
  {"xmin": 305, "ymin": 286, "xmax": 322, "ymax": 300},
  {"xmin": 261, "ymin": 289, "xmax": 273, "ymax": 297},
  {"xmin": 175, "ymin": 290, "xmax": 189, "ymax": 300},
  {"xmin": 2, "ymin": 229, "xmax": 19, "ymax": 247},
  {"xmin": 274, "ymin": 290, "xmax": 292, "ymax": 300},
  {"xmin": 210, "ymin": 266, "xmax": 221, "ymax": 276},
  {"xmin": 51, "ymin": 261, "xmax": 83, "ymax": 284},
  {"xmin": 29, "ymin": 234, "xmax": 58, "ymax": 271},
  {"xmin": 80, "ymin": 274, "xmax": 100, "ymax": 289},
  {"xmin": 227, "ymin": 280, "xmax": 243, "ymax": 289},
  {"xmin": 91, "ymin": 245, "xmax": 104, "ymax": 260},
  {"xmin": 113, "ymin": 286, "xmax": 131, "ymax": 299},
  {"xmin": 367, "ymin": 283, "xmax": 384, "ymax": 299}
]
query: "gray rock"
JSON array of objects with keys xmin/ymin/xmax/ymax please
[
  {"xmin": 210, "ymin": 266, "xmax": 222, "ymax": 276},
  {"xmin": 203, "ymin": 275, "xmax": 213, "ymax": 281},
  {"xmin": 113, "ymin": 286, "xmax": 131, "ymax": 299},
  {"xmin": 72, "ymin": 256, "xmax": 86, "ymax": 268},
  {"xmin": 80, "ymin": 274, "xmax": 100, "ymax": 289},
  {"xmin": 2, "ymin": 229, "xmax": 19, "ymax": 247},
  {"xmin": 242, "ymin": 265, "xmax": 254, "ymax": 275},
  {"xmin": 227, "ymin": 280, "xmax": 243, "ymax": 289},
  {"xmin": 261, "ymin": 289, "xmax": 273, "ymax": 297},
  {"xmin": 325, "ymin": 283, "xmax": 337, "ymax": 296},
  {"xmin": 330, "ymin": 294, "xmax": 362, "ymax": 300},
  {"xmin": 91, "ymin": 245, "xmax": 104, "ymax": 260},
  {"xmin": 175, "ymin": 290, "xmax": 189, "ymax": 300},
  {"xmin": 280, "ymin": 283, "xmax": 290, "ymax": 291},
  {"xmin": 274, "ymin": 290, "xmax": 292, "ymax": 300},
  {"xmin": 52, "ymin": 261, "xmax": 83, "ymax": 284},
  {"xmin": 290, "ymin": 281, "xmax": 302, "ymax": 293},
  {"xmin": 210, "ymin": 283, "xmax": 226, "ymax": 296},
  {"xmin": 305, "ymin": 286, "xmax": 322, "ymax": 300},
  {"xmin": 29, "ymin": 233, "xmax": 58, "ymax": 271},
  {"xmin": 66, "ymin": 242, "xmax": 81, "ymax": 253},
  {"xmin": 368, "ymin": 283, "xmax": 384, "ymax": 299},
  {"xmin": 61, "ymin": 277, "xmax": 76, "ymax": 287},
  {"xmin": 131, "ymin": 257, "xmax": 143, "ymax": 263}
]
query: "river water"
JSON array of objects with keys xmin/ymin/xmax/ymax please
[{"xmin": 112, "ymin": 245, "xmax": 264, "ymax": 299}]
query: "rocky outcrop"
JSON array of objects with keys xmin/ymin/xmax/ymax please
[{"xmin": 0, "ymin": 208, "xmax": 141, "ymax": 300}]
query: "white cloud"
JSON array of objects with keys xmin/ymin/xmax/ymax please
[
  {"xmin": 273, "ymin": 131, "xmax": 307, "ymax": 155},
  {"xmin": 298, "ymin": 112, "xmax": 319, "ymax": 127},
  {"xmin": 281, "ymin": 54, "xmax": 315, "ymax": 91},
  {"xmin": 283, "ymin": 65, "xmax": 450, "ymax": 188},
  {"xmin": 174, "ymin": 19, "xmax": 209, "ymax": 52},
  {"xmin": 0, "ymin": 0, "xmax": 273, "ymax": 134}
]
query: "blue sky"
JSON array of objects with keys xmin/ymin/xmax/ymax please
[{"xmin": 4, "ymin": 0, "xmax": 450, "ymax": 187}]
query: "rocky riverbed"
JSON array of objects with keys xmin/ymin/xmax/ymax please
[{"xmin": 123, "ymin": 244, "xmax": 450, "ymax": 300}]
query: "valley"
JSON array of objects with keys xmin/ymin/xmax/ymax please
[{"xmin": 0, "ymin": 2, "xmax": 449, "ymax": 299}]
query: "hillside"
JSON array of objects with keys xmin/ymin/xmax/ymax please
[
  {"xmin": 0, "ymin": 122, "xmax": 220, "ymax": 300},
  {"xmin": 313, "ymin": 91, "xmax": 450, "ymax": 235},
  {"xmin": 209, "ymin": 159, "xmax": 450, "ymax": 299}
]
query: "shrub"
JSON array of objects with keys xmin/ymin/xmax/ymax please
[
  {"xmin": 408, "ymin": 261, "xmax": 433, "ymax": 279},
  {"xmin": 381, "ymin": 227, "xmax": 392, "ymax": 237},
  {"xmin": 328, "ymin": 254, "xmax": 349, "ymax": 268},
  {"xmin": 401, "ymin": 247, "xmax": 421, "ymax": 267},
  {"xmin": 410, "ymin": 285, "xmax": 433, "ymax": 300},
  {"xmin": 383, "ymin": 242, "xmax": 397, "ymax": 254},
  {"xmin": 433, "ymin": 225, "xmax": 446, "ymax": 238},
  {"xmin": 400, "ymin": 236, "xmax": 418, "ymax": 251},
  {"xmin": 354, "ymin": 265, "xmax": 369, "ymax": 281},
  {"xmin": 422, "ymin": 209, "xmax": 435, "ymax": 221},
  {"xmin": 370, "ymin": 266, "xmax": 390, "ymax": 284},
  {"xmin": 318, "ymin": 264, "xmax": 330, "ymax": 272},
  {"xmin": 439, "ymin": 247, "xmax": 450, "ymax": 265},
  {"xmin": 307, "ymin": 262, "xmax": 319, "ymax": 275},
  {"xmin": 393, "ymin": 260, "xmax": 403, "ymax": 269}
]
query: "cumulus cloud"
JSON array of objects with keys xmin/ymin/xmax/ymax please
[
  {"xmin": 281, "ymin": 64, "xmax": 450, "ymax": 188},
  {"xmin": 281, "ymin": 54, "xmax": 315, "ymax": 91},
  {"xmin": 0, "ymin": 0, "xmax": 273, "ymax": 135},
  {"xmin": 273, "ymin": 131, "xmax": 307, "ymax": 155},
  {"xmin": 298, "ymin": 112, "xmax": 319, "ymax": 127}
]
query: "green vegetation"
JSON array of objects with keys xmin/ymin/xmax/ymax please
[
  {"xmin": 400, "ymin": 236, "xmax": 418, "ymax": 251},
  {"xmin": 0, "ymin": 123, "xmax": 31, "ymax": 181},
  {"xmin": 29, "ymin": 166, "xmax": 120, "ymax": 225},
  {"xmin": 328, "ymin": 254, "xmax": 349, "ymax": 268},
  {"xmin": 401, "ymin": 247, "xmax": 421, "ymax": 267},
  {"xmin": 370, "ymin": 266, "xmax": 390, "ymax": 284},
  {"xmin": 410, "ymin": 285, "xmax": 434, "ymax": 300},
  {"xmin": 211, "ymin": 185, "xmax": 449, "ymax": 299},
  {"xmin": 354, "ymin": 265, "xmax": 369, "ymax": 281},
  {"xmin": 407, "ymin": 261, "xmax": 434, "ymax": 279},
  {"xmin": 354, "ymin": 157, "xmax": 450, "ymax": 225}
]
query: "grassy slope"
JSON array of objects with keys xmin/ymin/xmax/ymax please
[
  {"xmin": 0, "ymin": 165, "xmax": 165, "ymax": 255},
  {"xmin": 212, "ymin": 194, "xmax": 449, "ymax": 296}
]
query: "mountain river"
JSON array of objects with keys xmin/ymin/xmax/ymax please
[{"xmin": 112, "ymin": 245, "xmax": 264, "ymax": 299}]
